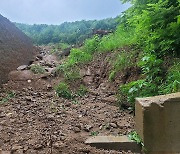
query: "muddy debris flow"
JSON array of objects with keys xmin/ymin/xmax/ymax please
[{"xmin": 0, "ymin": 47, "xmax": 135, "ymax": 154}]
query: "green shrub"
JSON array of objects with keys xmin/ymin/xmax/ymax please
[
  {"xmin": 97, "ymin": 26, "xmax": 135, "ymax": 52},
  {"xmin": 119, "ymin": 80, "xmax": 157, "ymax": 108},
  {"xmin": 56, "ymin": 43, "xmax": 70, "ymax": 50},
  {"xmin": 55, "ymin": 82, "xmax": 73, "ymax": 99},
  {"xmin": 159, "ymin": 61, "xmax": 180, "ymax": 94},
  {"xmin": 55, "ymin": 64, "xmax": 81, "ymax": 81},
  {"xmin": 83, "ymin": 35, "xmax": 100, "ymax": 54},
  {"xmin": 67, "ymin": 48, "xmax": 92, "ymax": 67},
  {"xmin": 30, "ymin": 64, "xmax": 46, "ymax": 74},
  {"xmin": 138, "ymin": 53, "xmax": 163, "ymax": 83},
  {"xmin": 54, "ymin": 64, "xmax": 65, "ymax": 76}
]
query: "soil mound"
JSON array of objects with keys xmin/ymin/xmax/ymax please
[{"xmin": 0, "ymin": 14, "xmax": 34, "ymax": 85}]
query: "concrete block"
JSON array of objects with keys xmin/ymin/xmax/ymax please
[
  {"xmin": 135, "ymin": 92, "xmax": 180, "ymax": 154},
  {"xmin": 85, "ymin": 136, "xmax": 141, "ymax": 153}
]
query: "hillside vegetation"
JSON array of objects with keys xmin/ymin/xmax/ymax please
[
  {"xmin": 15, "ymin": 17, "xmax": 119, "ymax": 45},
  {"xmin": 54, "ymin": 0, "xmax": 180, "ymax": 108}
]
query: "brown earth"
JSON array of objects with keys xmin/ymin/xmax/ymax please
[
  {"xmin": 0, "ymin": 14, "xmax": 35, "ymax": 85},
  {"xmin": 0, "ymin": 48, "xmax": 136, "ymax": 154}
]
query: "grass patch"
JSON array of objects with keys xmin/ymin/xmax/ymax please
[
  {"xmin": 128, "ymin": 131, "xmax": 144, "ymax": 147},
  {"xmin": 159, "ymin": 61, "xmax": 180, "ymax": 94},
  {"xmin": 30, "ymin": 64, "xmax": 45, "ymax": 74},
  {"xmin": 97, "ymin": 26, "xmax": 135, "ymax": 52},
  {"xmin": 67, "ymin": 48, "xmax": 92, "ymax": 66},
  {"xmin": 0, "ymin": 91, "xmax": 16, "ymax": 104},
  {"xmin": 55, "ymin": 64, "xmax": 81, "ymax": 81},
  {"xmin": 55, "ymin": 82, "xmax": 74, "ymax": 99}
]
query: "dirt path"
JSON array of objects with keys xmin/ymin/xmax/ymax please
[{"xmin": 0, "ymin": 47, "xmax": 135, "ymax": 154}]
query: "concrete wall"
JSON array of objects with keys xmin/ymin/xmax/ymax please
[{"xmin": 135, "ymin": 92, "xmax": 180, "ymax": 153}]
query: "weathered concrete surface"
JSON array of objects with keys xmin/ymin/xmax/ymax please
[
  {"xmin": 0, "ymin": 14, "xmax": 34, "ymax": 86},
  {"xmin": 85, "ymin": 136, "xmax": 141, "ymax": 153},
  {"xmin": 135, "ymin": 92, "xmax": 180, "ymax": 154}
]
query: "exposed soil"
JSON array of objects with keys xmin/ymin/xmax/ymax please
[{"xmin": 0, "ymin": 47, "xmax": 135, "ymax": 154}]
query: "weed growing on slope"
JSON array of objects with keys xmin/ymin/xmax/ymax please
[
  {"xmin": 128, "ymin": 131, "xmax": 144, "ymax": 147},
  {"xmin": 55, "ymin": 64, "xmax": 81, "ymax": 81},
  {"xmin": 30, "ymin": 64, "xmax": 46, "ymax": 74},
  {"xmin": 90, "ymin": 131, "xmax": 99, "ymax": 136},
  {"xmin": 0, "ymin": 91, "xmax": 16, "ymax": 104},
  {"xmin": 67, "ymin": 48, "xmax": 92, "ymax": 66},
  {"xmin": 97, "ymin": 26, "xmax": 135, "ymax": 52},
  {"xmin": 55, "ymin": 82, "xmax": 74, "ymax": 99},
  {"xmin": 83, "ymin": 35, "xmax": 100, "ymax": 54},
  {"xmin": 159, "ymin": 61, "xmax": 180, "ymax": 94}
]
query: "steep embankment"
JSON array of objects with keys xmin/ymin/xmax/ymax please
[{"xmin": 0, "ymin": 14, "xmax": 34, "ymax": 85}]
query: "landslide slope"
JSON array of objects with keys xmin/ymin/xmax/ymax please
[{"xmin": 0, "ymin": 14, "xmax": 34, "ymax": 85}]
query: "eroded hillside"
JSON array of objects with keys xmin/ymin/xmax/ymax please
[{"xmin": 0, "ymin": 14, "xmax": 34, "ymax": 85}]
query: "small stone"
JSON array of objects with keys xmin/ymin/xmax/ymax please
[
  {"xmin": 99, "ymin": 125, "xmax": 103, "ymax": 130},
  {"xmin": 74, "ymin": 127, "xmax": 81, "ymax": 133},
  {"xmin": 23, "ymin": 145, "xmax": 29, "ymax": 151},
  {"xmin": 53, "ymin": 142, "xmax": 62, "ymax": 149},
  {"xmin": 84, "ymin": 125, "xmax": 93, "ymax": 132},
  {"xmin": 17, "ymin": 65, "xmax": 28, "ymax": 71},
  {"xmin": 60, "ymin": 136, "xmax": 65, "ymax": 141},
  {"xmin": 47, "ymin": 114, "xmax": 54, "ymax": 121},
  {"xmin": 0, "ymin": 120, "xmax": 7, "ymax": 126},
  {"xmin": 15, "ymin": 149, "xmax": 23, "ymax": 154},
  {"xmin": 78, "ymin": 114, "xmax": 83, "ymax": 118},
  {"xmin": 79, "ymin": 147, "xmax": 90, "ymax": 153},
  {"xmin": 0, "ymin": 114, "xmax": 6, "ymax": 118},
  {"xmin": 25, "ymin": 96, "xmax": 32, "ymax": 101},
  {"xmin": 37, "ymin": 54, "xmax": 43, "ymax": 60},
  {"xmin": 102, "ymin": 95, "xmax": 118, "ymax": 103},
  {"xmin": 12, "ymin": 145, "xmax": 22, "ymax": 152},
  {"xmin": 34, "ymin": 144, "xmax": 43, "ymax": 150},
  {"xmin": 65, "ymin": 102, "xmax": 71, "ymax": 107},
  {"xmin": 27, "ymin": 80, "xmax": 31, "ymax": 83},
  {"xmin": 47, "ymin": 84, "xmax": 52, "ymax": 90},
  {"xmin": 110, "ymin": 123, "xmax": 118, "ymax": 128}
]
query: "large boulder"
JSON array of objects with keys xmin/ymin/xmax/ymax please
[{"xmin": 0, "ymin": 14, "xmax": 34, "ymax": 85}]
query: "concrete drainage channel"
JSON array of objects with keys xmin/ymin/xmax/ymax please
[
  {"xmin": 85, "ymin": 136, "xmax": 142, "ymax": 153},
  {"xmin": 85, "ymin": 92, "xmax": 180, "ymax": 153}
]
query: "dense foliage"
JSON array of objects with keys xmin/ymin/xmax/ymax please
[
  {"xmin": 117, "ymin": 0, "xmax": 180, "ymax": 105},
  {"xmin": 15, "ymin": 18, "xmax": 119, "ymax": 45},
  {"xmin": 56, "ymin": 0, "xmax": 180, "ymax": 108}
]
